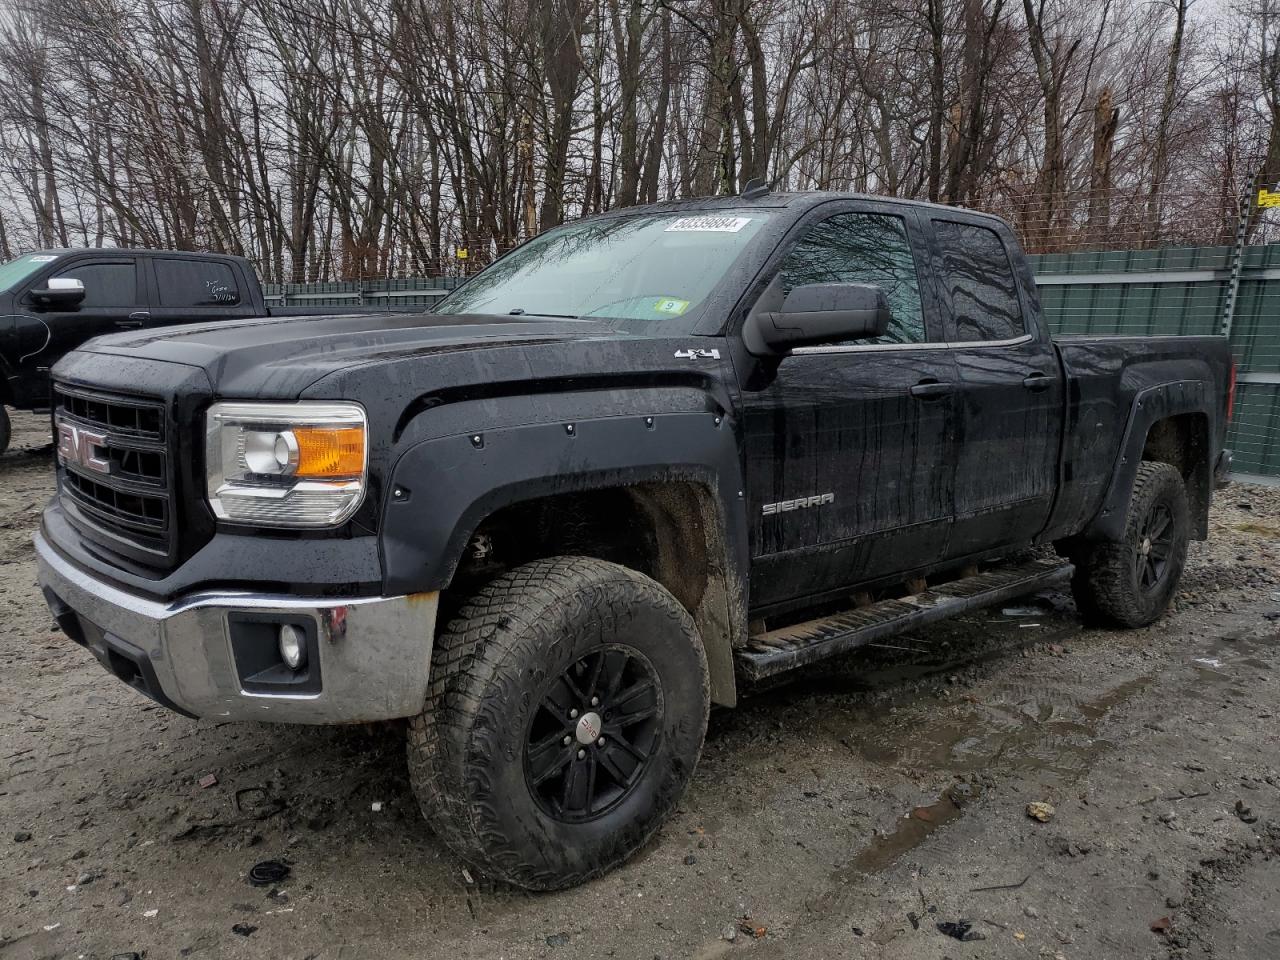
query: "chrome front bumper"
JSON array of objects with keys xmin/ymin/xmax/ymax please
[{"xmin": 35, "ymin": 529, "xmax": 439, "ymax": 724}]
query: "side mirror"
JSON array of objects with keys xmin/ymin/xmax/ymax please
[
  {"xmin": 30, "ymin": 277, "xmax": 86, "ymax": 309},
  {"xmin": 745, "ymin": 282, "xmax": 891, "ymax": 355}
]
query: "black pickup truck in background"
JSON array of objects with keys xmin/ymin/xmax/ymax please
[
  {"xmin": 34, "ymin": 191, "xmax": 1235, "ymax": 890},
  {"xmin": 0, "ymin": 248, "xmax": 417, "ymax": 454}
]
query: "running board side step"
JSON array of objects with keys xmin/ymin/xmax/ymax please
[{"xmin": 735, "ymin": 558, "xmax": 1074, "ymax": 681}]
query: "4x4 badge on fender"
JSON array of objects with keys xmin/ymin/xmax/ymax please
[{"xmin": 674, "ymin": 348, "xmax": 720, "ymax": 360}]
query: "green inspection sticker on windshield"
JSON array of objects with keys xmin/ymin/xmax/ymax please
[{"xmin": 654, "ymin": 298, "xmax": 691, "ymax": 315}]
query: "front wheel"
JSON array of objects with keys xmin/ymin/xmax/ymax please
[
  {"xmin": 407, "ymin": 556, "xmax": 709, "ymax": 890},
  {"xmin": 1070, "ymin": 461, "xmax": 1190, "ymax": 628}
]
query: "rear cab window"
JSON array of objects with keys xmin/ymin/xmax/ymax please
[
  {"xmin": 931, "ymin": 220, "xmax": 1026, "ymax": 342},
  {"xmin": 155, "ymin": 259, "xmax": 242, "ymax": 307}
]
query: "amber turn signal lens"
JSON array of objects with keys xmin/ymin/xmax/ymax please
[{"xmin": 293, "ymin": 426, "xmax": 365, "ymax": 478}]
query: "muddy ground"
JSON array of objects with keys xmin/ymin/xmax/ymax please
[{"xmin": 2, "ymin": 407, "xmax": 1279, "ymax": 960}]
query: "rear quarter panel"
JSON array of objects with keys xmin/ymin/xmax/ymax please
[{"xmin": 1047, "ymin": 334, "xmax": 1231, "ymax": 541}]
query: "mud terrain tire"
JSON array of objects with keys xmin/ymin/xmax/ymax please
[
  {"xmin": 1070, "ymin": 461, "xmax": 1190, "ymax": 628},
  {"xmin": 407, "ymin": 556, "xmax": 709, "ymax": 890}
]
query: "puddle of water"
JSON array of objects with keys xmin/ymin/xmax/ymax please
[
  {"xmin": 833, "ymin": 673, "xmax": 1152, "ymax": 879},
  {"xmin": 1185, "ymin": 629, "xmax": 1278, "ymax": 693},
  {"xmin": 817, "ymin": 622, "xmax": 1278, "ymax": 883},
  {"xmin": 830, "ymin": 629, "xmax": 1280, "ymax": 879},
  {"xmin": 842, "ymin": 786, "xmax": 971, "ymax": 877},
  {"xmin": 848, "ymin": 674, "xmax": 1151, "ymax": 783},
  {"xmin": 1203, "ymin": 628, "xmax": 1278, "ymax": 660}
]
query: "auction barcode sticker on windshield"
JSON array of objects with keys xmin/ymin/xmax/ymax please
[{"xmin": 665, "ymin": 215, "xmax": 752, "ymax": 233}]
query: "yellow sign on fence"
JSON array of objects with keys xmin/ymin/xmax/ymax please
[{"xmin": 1259, "ymin": 187, "xmax": 1280, "ymax": 209}]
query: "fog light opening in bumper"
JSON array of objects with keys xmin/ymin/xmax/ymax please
[{"xmin": 279, "ymin": 624, "xmax": 307, "ymax": 670}]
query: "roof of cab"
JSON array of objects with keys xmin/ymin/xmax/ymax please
[
  {"xmin": 591, "ymin": 189, "xmax": 1008, "ymax": 225},
  {"xmin": 21, "ymin": 248, "xmax": 253, "ymax": 264}
]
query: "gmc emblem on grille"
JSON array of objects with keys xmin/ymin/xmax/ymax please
[{"xmin": 56, "ymin": 420, "xmax": 111, "ymax": 475}]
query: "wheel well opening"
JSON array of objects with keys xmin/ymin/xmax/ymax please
[
  {"xmin": 448, "ymin": 481, "xmax": 739, "ymax": 706},
  {"xmin": 453, "ymin": 484, "xmax": 711, "ymax": 615},
  {"xmin": 1142, "ymin": 413, "xmax": 1210, "ymax": 537}
]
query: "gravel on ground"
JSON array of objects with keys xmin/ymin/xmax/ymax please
[{"xmin": 2, "ymin": 408, "xmax": 1279, "ymax": 960}]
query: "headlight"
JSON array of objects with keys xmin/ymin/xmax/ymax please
[{"xmin": 206, "ymin": 402, "xmax": 368, "ymax": 527}]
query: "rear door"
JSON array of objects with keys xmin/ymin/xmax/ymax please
[
  {"xmin": 927, "ymin": 216, "xmax": 1063, "ymax": 555},
  {"xmin": 145, "ymin": 256, "xmax": 258, "ymax": 328},
  {"xmin": 738, "ymin": 201, "xmax": 959, "ymax": 610}
]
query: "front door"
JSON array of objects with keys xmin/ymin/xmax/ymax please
[
  {"xmin": 13, "ymin": 257, "xmax": 142, "ymax": 406},
  {"xmin": 738, "ymin": 203, "xmax": 959, "ymax": 611}
]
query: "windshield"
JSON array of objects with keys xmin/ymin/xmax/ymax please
[
  {"xmin": 434, "ymin": 212, "xmax": 771, "ymax": 333},
  {"xmin": 0, "ymin": 253, "xmax": 58, "ymax": 293}
]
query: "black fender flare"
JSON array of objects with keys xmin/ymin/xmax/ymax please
[
  {"xmin": 380, "ymin": 392, "xmax": 749, "ymax": 706},
  {"xmin": 1083, "ymin": 378, "xmax": 1216, "ymax": 541}
]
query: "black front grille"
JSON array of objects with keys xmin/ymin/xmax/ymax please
[
  {"xmin": 58, "ymin": 389, "xmax": 163, "ymax": 439},
  {"xmin": 54, "ymin": 384, "xmax": 175, "ymax": 568},
  {"xmin": 62, "ymin": 471, "xmax": 168, "ymax": 530}
]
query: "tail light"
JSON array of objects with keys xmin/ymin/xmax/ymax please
[{"xmin": 1226, "ymin": 359, "xmax": 1237, "ymax": 423}]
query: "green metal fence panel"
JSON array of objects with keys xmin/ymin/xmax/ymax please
[
  {"xmin": 1031, "ymin": 243, "xmax": 1280, "ymax": 481},
  {"xmin": 1230, "ymin": 281, "xmax": 1280, "ymax": 373},
  {"xmin": 262, "ymin": 276, "xmax": 463, "ymax": 309},
  {"xmin": 1230, "ymin": 381, "xmax": 1280, "ymax": 477}
]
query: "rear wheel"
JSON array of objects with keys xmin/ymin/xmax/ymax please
[
  {"xmin": 0, "ymin": 406, "xmax": 10, "ymax": 456},
  {"xmin": 407, "ymin": 556, "xmax": 709, "ymax": 890},
  {"xmin": 1070, "ymin": 461, "xmax": 1190, "ymax": 628}
]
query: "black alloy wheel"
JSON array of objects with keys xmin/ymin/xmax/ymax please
[
  {"xmin": 524, "ymin": 644, "xmax": 664, "ymax": 823},
  {"xmin": 1135, "ymin": 499, "xmax": 1175, "ymax": 593},
  {"xmin": 1067, "ymin": 461, "xmax": 1190, "ymax": 628}
]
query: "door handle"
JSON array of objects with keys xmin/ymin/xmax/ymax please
[
  {"xmin": 1022, "ymin": 372, "xmax": 1052, "ymax": 392},
  {"xmin": 909, "ymin": 380, "xmax": 955, "ymax": 401},
  {"xmin": 116, "ymin": 311, "xmax": 149, "ymax": 329}
]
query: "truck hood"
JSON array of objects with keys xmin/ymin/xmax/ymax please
[
  {"xmin": 72, "ymin": 311, "xmax": 630, "ymax": 398},
  {"xmin": 61, "ymin": 310, "xmax": 734, "ymax": 497}
]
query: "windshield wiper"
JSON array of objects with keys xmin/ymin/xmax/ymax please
[{"xmin": 507, "ymin": 308, "xmax": 580, "ymax": 319}]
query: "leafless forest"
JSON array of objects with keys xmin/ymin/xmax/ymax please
[{"xmin": 0, "ymin": 0, "xmax": 1277, "ymax": 281}]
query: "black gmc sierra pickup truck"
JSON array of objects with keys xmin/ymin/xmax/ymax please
[
  {"xmin": 0, "ymin": 248, "xmax": 417, "ymax": 453},
  {"xmin": 34, "ymin": 191, "xmax": 1234, "ymax": 890}
]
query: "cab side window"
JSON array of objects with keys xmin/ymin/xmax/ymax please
[
  {"xmin": 931, "ymin": 220, "xmax": 1025, "ymax": 342},
  {"xmin": 155, "ymin": 259, "xmax": 242, "ymax": 307},
  {"xmin": 53, "ymin": 262, "xmax": 136, "ymax": 308},
  {"xmin": 777, "ymin": 212, "xmax": 926, "ymax": 345}
]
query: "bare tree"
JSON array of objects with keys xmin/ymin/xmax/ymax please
[{"xmin": 0, "ymin": 0, "xmax": 1268, "ymax": 275}]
